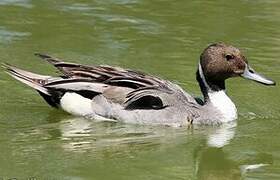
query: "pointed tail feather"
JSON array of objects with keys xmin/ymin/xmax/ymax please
[
  {"xmin": 34, "ymin": 53, "xmax": 62, "ymax": 65},
  {"xmin": 34, "ymin": 53, "xmax": 82, "ymax": 76},
  {"xmin": 3, "ymin": 63, "xmax": 50, "ymax": 95}
]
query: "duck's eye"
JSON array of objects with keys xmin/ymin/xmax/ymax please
[{"xmin": 225, "ymin": 54, "xmax": 234, "ymax": 61}]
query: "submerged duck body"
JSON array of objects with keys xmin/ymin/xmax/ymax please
[{"xmin": 4, "ymin": 43, "xmax": 275, "ymax": 126}]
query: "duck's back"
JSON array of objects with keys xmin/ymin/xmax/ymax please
[{"xmin": 5, "ymin": 54, "xmax": 202, "ymax": 126}]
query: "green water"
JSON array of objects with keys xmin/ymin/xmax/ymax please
[{"xmin": 0, "ymin": 0, "xmax": 279, "ymax": 179}]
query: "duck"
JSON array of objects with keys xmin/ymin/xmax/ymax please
[{"xmin": 3, "ymin": 43, "xmax": 275, "ymax": 127}]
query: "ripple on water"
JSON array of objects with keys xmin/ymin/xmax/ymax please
[
  {"xmin": 62, "ymin": 2, "xmax": 163, "ymax": 35},
  {"xmin": 0, "ymin": 27, "xmax": 31, "ymax": 44},
  {"xmin": 0, "ymin": 0, "xmax": 32, "ymax": 8},
  {"xmin": 62, "ymin": 3, "xmax": 106, "ymax": 12}
]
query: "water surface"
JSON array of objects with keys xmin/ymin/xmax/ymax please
[{"xmin": 0, "ymin": 0, "xmax": 279, "ymax": 179}]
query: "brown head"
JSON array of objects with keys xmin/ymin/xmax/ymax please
[
  {"xmin": 200, "ymin": 43, "xmax": 247, "ymax": 81},
  {"xmin": 197, "ymin": 43, "xmax": 275, "ymax": 98}
]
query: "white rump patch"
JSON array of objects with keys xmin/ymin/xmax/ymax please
[
  {"xmin": 60, "ymin": 92, "xmax": 93, "ymax": 116},
  {"xmin": 60, "ymin": 92, "xmax": 114, "ymax": 121},
  {"xmin": 208, "ymin": 90, "xmax": 237, "ymax": 122}
]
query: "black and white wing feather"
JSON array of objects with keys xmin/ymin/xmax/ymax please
[{"xmin": 35, "ymin": 53, "xmax": 196, "ymax": 110}]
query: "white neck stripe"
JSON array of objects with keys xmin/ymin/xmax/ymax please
[{"xmin": 198, "ymin": 63, "xmax": 211, "ymax": 91}]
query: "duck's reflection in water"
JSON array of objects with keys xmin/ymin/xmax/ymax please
[
  {"xmin": 195, "ymin": 147, "xmax": 240, "ymax": 180},
  {"xmin": 57, "ymin": 117, "xmax": 181, "ymax": 153},
  {"xmin": 54, "ymin": 116, "xmax": 271, "ymax": 179},
  {"xmin": 194, "ymin": 145, "xmax": 272, "ymax": 180},
  {"xmin": 194, "ymin": 122, "xmax": 272, "ymax": 180},
  {"xmin": 206, "ymin": 122, "xmax": 236, "ymax": 148}
]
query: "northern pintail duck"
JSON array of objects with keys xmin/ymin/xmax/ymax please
[{"xmin": 3, "ymin": 43, "xmax": 275, "ymax": 126}]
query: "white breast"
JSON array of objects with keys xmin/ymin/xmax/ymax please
[{"xmin": 208, "ymin": 91, "xmax": 237, "ymax": 122}]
